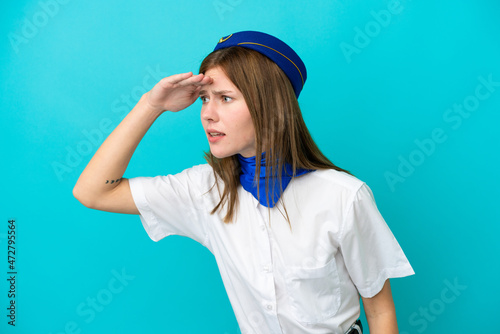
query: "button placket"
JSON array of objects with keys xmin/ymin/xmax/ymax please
[{"xmin": 256, "ymin": 205, "xmax": 279, "ymax": 319}]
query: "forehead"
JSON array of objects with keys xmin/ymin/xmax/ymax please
[
  {"xmin": 202, "ymin": 67, "xmax": 242, "ymax": 95},
  {"xmin": 205, "ymin": 67, "xmax": 231, "ymax": 84}
]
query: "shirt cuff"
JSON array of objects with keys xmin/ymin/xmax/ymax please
[{"xmin": 357, "ymin": 263, "xmax": 415, "ymax": 298}]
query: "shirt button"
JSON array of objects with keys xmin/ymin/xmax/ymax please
[
  {"xmin": 263, "ymin": 265, "xmax": 269, "ymax": 272},
  {"xmin": 266, "ymin": 304, "xmax": 273, "ymax": 310},
  {"xmin": 260, "ymin": 225, "xmax": 265, "ymax": 231}
]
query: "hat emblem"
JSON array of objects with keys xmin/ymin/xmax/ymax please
[{"xmin": 218, "ymin": 34, "xmax": 233, "ymax": 43}]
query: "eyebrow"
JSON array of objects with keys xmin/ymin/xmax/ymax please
[{"xmin": 199, "ymin": 89, "xmax": 234, "ymax": 96}]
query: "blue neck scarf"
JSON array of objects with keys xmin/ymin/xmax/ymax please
[{"xmin": 237, "ymin": 153, "xmax": 312, "ymax": 208}]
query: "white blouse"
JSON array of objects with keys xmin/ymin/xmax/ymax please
[{"xmin": 129, "ymin": 164, "xmax": 414, "ymax": 334}]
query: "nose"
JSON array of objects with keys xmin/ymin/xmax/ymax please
[{"xmin": 201, "ymin": 100, "xmax": 219, "ymax": 122}]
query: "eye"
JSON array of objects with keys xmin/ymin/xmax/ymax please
[
  {"xmin": 200, "ymin": 96, "xmax": 209, "ymax": 103},
  {"xmin": 222, "ymin": 96, "xmax": 233, "ymax": 102}
]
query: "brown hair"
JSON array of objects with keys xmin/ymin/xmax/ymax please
[{"xmin": 199, "ymin": 46, "xmax": 351, "ymax": 223}]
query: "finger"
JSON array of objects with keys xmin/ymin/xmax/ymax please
[
  {"xmin": 163, "ymin": 72, "xmax": 194, "ymax": 85},
  {"xmin": 191, "ymin": 85, "xmax": 203, "ymax": 96},
  {"xmin": 178, "ymin": 73, "xmax": 213, "ymax": 87},
  {"xmin": 199, "ymin": 75, "xmax": 213, "ymax": 85}
]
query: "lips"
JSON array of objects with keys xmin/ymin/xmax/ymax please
[
  {"xmin": 207, "ymin": 129, "xmax": 226, "ymax": 143},
  {"xmin": 207, "ymin": 129, "xmax": 226, "ymax": 136}
]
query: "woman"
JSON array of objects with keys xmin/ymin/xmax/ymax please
[{"xmin": 74, "ymin": 31, "xmax": 414, "ymax": 334}]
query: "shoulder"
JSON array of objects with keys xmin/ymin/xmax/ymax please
[
  {"xmin": 287, "ymin": 169, "xmax": 369, "ymax": 211},
  {"xmin": 131, "ymin": 163, "xmax": 215, "ymax": 192},
  {"xmin": 302, "ymin": 169, "xmax": 366, "ymax": 194},
  {"xmin": 167, "ymin": 163, "xmax": 216, "ymax": 188},
  {"xmin": 156, "ymin": 163, "xmax": 213, "ymax": 179},
  {"xmin": 182, "ymin": 163, "xmax": 214, "ymax": 177}
]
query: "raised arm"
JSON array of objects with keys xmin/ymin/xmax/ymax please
[{"xmin": 73, "ymin": 72, "xmax": 212, "ymax": 214}]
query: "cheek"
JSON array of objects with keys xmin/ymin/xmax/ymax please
[
  {"xmin": 227, "ymin": 106, "xmax": 254, "ymax": 133},
  {"xmin": 238, "ymin": 115, "xmax": 255, "ymax": 140},
  {"xmin": 247, "ymin": 123, "xmax": 256, "ymax": 140}
]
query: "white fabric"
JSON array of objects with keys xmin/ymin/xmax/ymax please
[{"xmin": 129, "ymin": 164, "xmax": 414, "ymax": 334}]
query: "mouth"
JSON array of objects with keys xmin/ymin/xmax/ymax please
[
  {"xmin": 207, "ymin": 130, "xmax": 226, "ymax": 143},
  {"xmin": 207, "ymin": 129, "xmax": 226, "ymax": 137},
  {"xmin": 209, "ymin": 132, "xmax": 225, "ymax": 137}
]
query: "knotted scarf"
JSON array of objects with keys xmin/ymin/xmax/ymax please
[{"xmin": 237, "ymin": 153, "xmax": 312, "ymax": 207}]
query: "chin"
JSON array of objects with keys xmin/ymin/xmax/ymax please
[{"xmin": 209, "ymin": 150, "xmax": 235, "ymax": 159}]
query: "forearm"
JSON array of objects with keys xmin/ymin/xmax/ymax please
[
  {"xmin": 362, "ymin": 279, "xmax": 398, "ymax": 334},
  {"xmin": 365, "ymin": 311, "xmax": 398, "ymax": 334},
  {"xmin": 73, "ymin": 93, "xmax": 161, "ymax": 206}
]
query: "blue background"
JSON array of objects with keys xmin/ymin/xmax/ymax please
[{"xmin": 1, "ymin": 0, "xmax": 499, "ymax": 333}]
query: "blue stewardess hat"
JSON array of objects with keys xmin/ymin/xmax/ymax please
[{"xmin": 213, "ymin": 31, "xmax": 307, "ymax": 98}]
